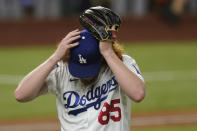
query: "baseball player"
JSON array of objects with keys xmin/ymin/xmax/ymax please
[{"xmin": 15, "ymin": 6, "xmax": 146, "ymax": 131}]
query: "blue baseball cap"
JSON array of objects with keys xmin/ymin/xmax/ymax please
[{"xmin": 68, "ymin": 30, "xmax": 101, "ymax": 78}]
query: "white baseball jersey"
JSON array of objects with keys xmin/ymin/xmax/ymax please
[{"xmin": 45, "ymin": 55, "xmax": 144, "ymax": 131}]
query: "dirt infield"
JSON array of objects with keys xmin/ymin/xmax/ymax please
[
  {"xmin": 0, "ymin": 15, "xmax": 197, "ymax": 46},
  {"xmin": 1, "ymin": 110, "xmax": 197, "ymax": 131},
  {"xmin": 131, "ymin": 109, "xmax": 197, "ymax": 127}
]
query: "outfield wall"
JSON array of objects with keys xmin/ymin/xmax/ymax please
[{"xmin": 0, "ymin": 16, "xmax": 197, "ymax": 46}]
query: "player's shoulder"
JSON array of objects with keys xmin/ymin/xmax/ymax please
[
  {"xmin": 122, "ymin": 54, "xmax": 136, "ymax": 64},
  {"xmin": 56, "ymin": 61, "xmax": 68, "ymax": 68},
  {"xmin": 51, "ymin": 61, "xmax": 67, "ymax": 73}
]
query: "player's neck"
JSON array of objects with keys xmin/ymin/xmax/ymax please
[{"xmin": 80, "ymin": 75, "xmax": 98, "ymax": 86}]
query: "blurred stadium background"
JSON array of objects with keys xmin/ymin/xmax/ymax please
[{"xmin": 0, "ymin": 0, "xmax": 197, "ymax": 131}]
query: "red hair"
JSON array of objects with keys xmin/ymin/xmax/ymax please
[{"xmin": 62, "ymin": 41, "xmax": 124, "ymax": 65}]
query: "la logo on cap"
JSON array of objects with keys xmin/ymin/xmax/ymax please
[{"xmin": 78, "ymin": 54, "xmax": 87, "ymax": 64}]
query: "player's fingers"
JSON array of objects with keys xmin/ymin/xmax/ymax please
[
  {"xmin": 67, "ymin": 35, "xmax": 81, "ymax": 44},
  {"xmin": 68, "ymin": 42, "xmax": 79, "ymax": 48},
  {"xmin": 70, "ymin": 30, "xmax": 81, "ymax": 37},
  {"xmin": 69, "ymin": 29, "xmax": 80, "ymax": 36},
  {"xmin": 64, "ymin": 31, "xmax": 80, "ymax": 41},
  {"xmin": 66, "ymin": 29, "xmax": 80, "ymax": 39}
]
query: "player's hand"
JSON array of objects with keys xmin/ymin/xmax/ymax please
[
  {"xmin": 99, "ymin": 41, "xmax": 114, "ymax": 57},
  {"xmin": 53, "ymin": 29, "xmax": 81, "ymax": 61},
  {"xmin": 99, "ymin": 25, "xmax": 117, "ymax": 56}
]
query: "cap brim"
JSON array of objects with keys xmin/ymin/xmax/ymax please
[{"xmin": 68, "ymin": 61, "xmax": 101, "ymax": 78}]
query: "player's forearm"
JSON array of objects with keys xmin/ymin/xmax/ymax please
[
  {"xmin": 15, "ymin": 30, "xmax": 80, "ymax": 102},
  {"xmin": 14, "ymin": 54, "xmax": 59, "ymax": 102},
  {"xmin": 102, "ymin": 51, "xmax": 146, "ymax": 102}
]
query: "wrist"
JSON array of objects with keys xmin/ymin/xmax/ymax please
[
  {"xmin": 99, "ymin": 41, "xmax": 114, "ymax": 56},
  {"xmin": 49, "ymin": 53, "xmax": 60, "ymax": 64},
  {"xmin": 101, "ymin": 49, "xmax": 115, "ymax": 59}
]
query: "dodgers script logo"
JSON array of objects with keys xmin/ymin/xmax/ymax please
[{"xmin": 63, "ymin": 76, "xmax": 118, "ymax": 116}]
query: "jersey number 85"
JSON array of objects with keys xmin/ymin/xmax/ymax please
[{"xmin": 98, "ymin": 99, "xmax": 121, "ymax": 125}]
